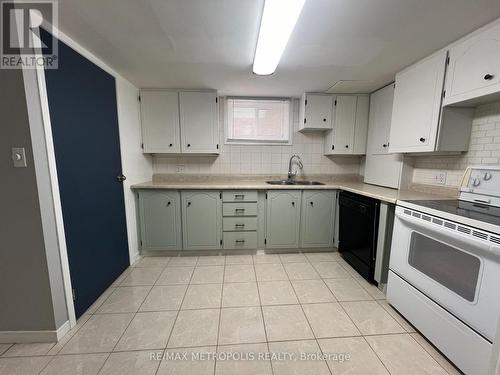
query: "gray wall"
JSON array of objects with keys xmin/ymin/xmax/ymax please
[{"xmin": 0, "ymin": 68, "xmax": 65, "ymax": 331}]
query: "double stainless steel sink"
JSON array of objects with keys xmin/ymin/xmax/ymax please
[{"xmin": 266, "ymin": 179, "xmax": 325, "ymax": 186}]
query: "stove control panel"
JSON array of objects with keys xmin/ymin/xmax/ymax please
[{"xmin": 460, "ymin": 166, "xmax": 500, "ymax": 207}]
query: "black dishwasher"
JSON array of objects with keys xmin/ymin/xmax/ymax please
[{"xmin": 338, "ymin": 191, "xmax": 380, "ymax": 283}]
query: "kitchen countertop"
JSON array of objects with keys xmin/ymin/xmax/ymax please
[{"xmin": 131, "ymin": 175, "xmax": 458, "ymax": 204}]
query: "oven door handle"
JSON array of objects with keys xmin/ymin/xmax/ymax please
[{"xmin": 395, "ymin": 211, "xmax": 496, "ymax": 258}]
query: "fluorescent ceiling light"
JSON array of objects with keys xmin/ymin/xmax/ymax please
[{"xmin": 253, "ymin": 0, "xmax": 305, "ymax": 75}]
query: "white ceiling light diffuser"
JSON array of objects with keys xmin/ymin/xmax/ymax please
[{"xmin": 253, "ymin": 0, "xmax": 306, "ymax": 75}]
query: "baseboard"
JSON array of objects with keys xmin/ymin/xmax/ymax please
[{"xmin": 0, "ymin": 320, "xmax": 70, "ymax": 343}]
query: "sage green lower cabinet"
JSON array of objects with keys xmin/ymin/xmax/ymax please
[
  {"xmin": 300, "ymin": 190, "xmax": 336, "ymax": 248},
  {"xmin": 138, "ymin": 190, "xmax": 181, "ymax": 251},
  {"xmin": 181, "ymin": 191, "xmax": 222, "ymax": 250},
  {"xmin": 265, "ymin": 190, "xmax": 301, "ymax": 248}
]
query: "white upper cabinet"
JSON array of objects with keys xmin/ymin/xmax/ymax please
[
  {"xmin": 179, "ymin": 91, "xmax": 219, "ymax": 153},
  {"xmin": 140, "ymin": 90, "xmax": 219, "ymax": 154},
  {"xmin": 367, "ymin": 84, "xmax": 394, "ymax": 155},
  {"xmin": 444, "ymin": 21, "xmax": 500, "ymax": 106},
  {"xmin": 389, "ymin": 51, "xmax": 474, "ymax": 153},
  {"xmin": 140, "ymin": 91, "xmax": 181, "ymax": 153},
  {"xmin": 389, "ymin": 51, "xmax": 448, "ymax": 153},
  {"xmin": 299, "ymin": 93, "xmax": 334, "ymax": 131},
  {"xmin": 324, "ymin": 95, "xmax": 369, "ymax": 155}
]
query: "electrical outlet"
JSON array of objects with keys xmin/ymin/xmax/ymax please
[
  {"xmin": 433, "ymin": 171, "xmax": 447, "ymax": 185},
  {"xmin": 175, "ymin": 164, "xmax": 185, "ymax": 173}
]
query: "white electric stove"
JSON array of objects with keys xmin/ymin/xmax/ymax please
[{"xmin": 387, "ymin": 166, "xmax": 500, "ymax": 375}]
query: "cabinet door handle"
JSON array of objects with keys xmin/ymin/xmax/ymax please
[
  {"xmin": 235, "ymin": 223, "xmax": 245, "ymax": 228},
  {"xmin": 310, "ymin": 201, "xmax": 314, "ymax": 206},
  {"xmin": 323, "ymin": 118, "xmax": 327, "ymax": 122},
  {"xmin": 292, "ymin": 201, "xmax": 295, "ymax": 207},
  {"xmin": 484, "ymin": 74, "xmax": 494, "ymax": 80},
  {"xmin": 169, "ymin": 143, "xmax": 173, "ymax": 147},
  {"xmin": 235, "ymin": 208, "xmax": 245, "ymax": 214},
  {"xmin": 187, "ymin": 201, "xmax": 191, "ymax": 207},
  {"xmin": 382, "ymin": 144, "xmax": 387, "ymax": 148},
  {"xmin": 234, "ymin": 194, "xmax": 245, "ymax": 199},
  {"xmin": 167, "ymin": 201, "xmax": 171, "ymax": 206},
  {"xmin": 419, "ymin": 137, "xmax": 426, "ymax": 143},
  {"xmin": 235, "ymin": 239, "xmax": 245, "ymax": 244},
  {"xmin": 345, "ymin": 145, "xmax": 349, "ymax": 148},
  {"xmin": 187, "ymin": 144, "xmax": 191, "ymax": 147},
  {"xmin": 331, "ymin": 145, "xmax": 334, "ymax": 150}
]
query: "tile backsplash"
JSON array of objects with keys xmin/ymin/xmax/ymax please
[
  {"xmin": 153, "ymin": 99, "xmax": 361, "ymax": 176},
  {"xmin": 412, "ymin": 101, "xmax": 500, "ymax": 188}
]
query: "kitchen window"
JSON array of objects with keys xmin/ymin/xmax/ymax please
[{"xmin": 225, "ymin": 98, "xmax": 292, "ymax": 144}]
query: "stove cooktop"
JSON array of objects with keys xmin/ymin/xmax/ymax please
[{"xmin": 405, "ymin": 199, "xmax": 500, "ymax": 228}]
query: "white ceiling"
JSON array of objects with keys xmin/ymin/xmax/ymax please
[{"xmin": 57, "ymin": 0, "xmax": 500, "ymax": 96}]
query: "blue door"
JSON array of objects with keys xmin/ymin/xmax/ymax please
[{"xmin": 41, "ymin": 30, "xmax": 129, "ymax": 318}]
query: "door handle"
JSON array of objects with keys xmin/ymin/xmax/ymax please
[
  {"xmin": 116, "ymin": 174, "xmax": 126, "ymax": 182},
  {"xmin": 310, "ymin": 201, "xmax": 314, "ymax": 206},
  {"xmin": 484, "ymin": 74, "xmax": 494, "ymax": 80},
  {"xmin": 187, "ymin": 201, "xmax": 191, "ymax": 207}
]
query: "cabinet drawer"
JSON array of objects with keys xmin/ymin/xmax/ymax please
[
  {"xmin": 222, "ymin": 191, "xmax": 258, "ymax": 202},
  {"xmin": 223, "ymin": 217, "xmax": 257, "ymax": 232},
  {"xmin": 223, "ymin": 202, "xmax": 257, "ymax": 217},
  {"xmin": 223, "ymin": 232, "xmax": 257, "ymax": 249}
]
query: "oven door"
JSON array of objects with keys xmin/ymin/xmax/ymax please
[{"xmin": 390, "ymin": 206, "xmax": 500, "ymax": 341}]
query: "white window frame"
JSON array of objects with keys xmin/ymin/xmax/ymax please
[{"xmin": 223, "ymin": 97, "xmax": 293, "ymax": 145}]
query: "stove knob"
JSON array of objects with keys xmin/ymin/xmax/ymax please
[
  {"xmin": 472, "ymin": 177, "xmax": 481, "ymax": 187},
  {"xmin": 483, "ymin": 172, "xmax": 492, "ymax": 181}
]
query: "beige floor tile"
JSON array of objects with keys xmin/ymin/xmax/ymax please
[
  {"xmin": 222, "ymin": 282, "xmax": 260, "ymax": 307},
  {"xmin": 85, "ymin": 287, "xmax": 115, "ymax": 314},
  {"xmin": 377, "ymin": 300, "xmax": 416, "ymax": 333},
  {"xmin": 341, "ymin": 301, "xmax": 405, "ymax": 335},
  {"xmin": 269, "ymin": 339, "xmax": 331, "ymax": 375},
  {"xmin": 40, "ymin": 353, "xmax": 108, "ymax": 375},
  {"xmin": 324, "ymin": 278, "xmax": 373, "ymax": 301},
  {"xmin": 280, "ymin": 253, "xmax": 308, "ymax": 263},
  {"xmin": 0, "ymin": 356, "xmax": 52, "ymax": 375},
  {"xmin": 365, "ymin": 334, "xmax": 448, "ymax": 375},
  {"xmin": 133, "ymin": 256, "xmax": 170, "ymax": 268},
  {"xmin": 215, "ymin": 343, "xmax": 272, "ymax": 375},
  {"xmin": 181, "ymin": 284, "xmax": 222, "ymax": 309},
  {"xmin": 156, "ymin": 267, "xmax": 194, "ymax": 285},
  {"xmin": 2, "ymin": 342, "xmax": 55, "ymax": 357},
  {"xmin": 225, "ymin": 254, "xmax": 253, "ymax": 265},
  {"xmin": 168, "ymin": 256, "xmax": 198, "ymax": 267},
  {"xmin": 158, "ymin": 346, "xmax": 215, "ymax": 375},
  {"xmin": 168, "ymin": 309, "xmax": 220, "ymax": 348},
  {"xmin": 219, "ymin": 307, "xmax": 266, "ymax": 345},
  {"xmin": 119, "ymin": 267, "xmax": 163, "ymax": 286},
  {"xmin": 258, "ymin": 281, "xmax": 299, "ymax": 305},
  {"xmin": 191, "ymin": 266, "xmax": 224, "ymax": 284},
  {"xmin": 197, "ymin": 256, "xmax": 226, "ymax": 266},
  {"xmin": 114, "ymin": 311, "xmax": 177, "ymax": 351},
  {"xmin": 60, "ymin": 313, "xmax": 133, "ymax": 354},
  {"xmin": 97, "ymin": 286, "xmax": 151, "ymax": 313},
  {"xmin": 318, "ymin": 337, "xmax": 389, "ymax": 375},
  {"xmin": 262, "ymin": 305, "xmax": 314, "ymax": 342},
  {"xmin": 410, "ymin": 333, "xmax": 462, "ymax": 375},
  {"xmin": 305, "ymin": 252, "xmax": 338, "ymax": 263},
  {"xmin": 0, "ymin": 344, "xmax": 12, "ymax": 356},
  {"xmin": 224, "ymin": 265, "xmax": 256, "ymax": 283},
  {"xmin": 139, "ymin": 285, "xmax": 187, "ymax": 312},
  {"xmin": 302, "ymin": 302, "xmax": 360, "ymax": 338},
  {"xmin": 356, "ymin": 277, "xmax": 387, "ymax": 300},
  {"xmin": 291, "ymin": 279, "xmax": 336, "ymax": 304},
  {"xmin": 47, "ymin": 314, "xmax": 92, "ymax": 355},
  {"xmin": 284, "ymin": 262, "xmax": 320, "ymax": 280},
  {"xmin": 99, "ymin": 350, "xmax": 161, "ymax": 375},
  {"xmin": 337, "ymin": 259, "xmax": 364, "ymax": 279},
  {"xmin": 313, "ymin": 262, "xmax": 350, "ymax": 279},
  {"xmin": 254, "ymin": 263, "xmax": 288, "ymax": 281},
  {"xmin": 252, "ymin": 254, "xmax": 281, "ymax": 264}
]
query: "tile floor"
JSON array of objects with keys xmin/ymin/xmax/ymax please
[{"xmin": 0, "ymin": 252, "xmax": 462, "ymax": 375}]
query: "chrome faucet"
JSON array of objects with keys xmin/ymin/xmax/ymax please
[{"xmin": 288, "ymin": 155, "xmax": 303, "ymax": 180}]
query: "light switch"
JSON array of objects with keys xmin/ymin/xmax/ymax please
[{"xmin": 11, "ymin": 147, "xmax": 27, "ymax": 167}]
